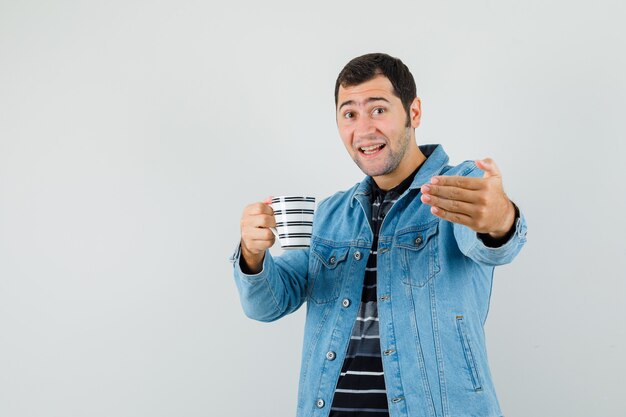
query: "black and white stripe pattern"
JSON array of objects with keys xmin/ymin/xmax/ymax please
[
  {"xmin": 271, "ymin": 196, "xmax": 315, "ymax": 203},
  {"xmin": 270, "ymin": 196, "xmax": 316, "ymax": 249},
  {"xmin": 330, "ymin": 169, "xmax": 418, "ymax": 417},
  {"xmin": 272, "ymin": 209, "xmax": 315, "ymax": 216}
]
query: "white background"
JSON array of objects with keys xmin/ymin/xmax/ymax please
[{"xmin": 1, "ymin": 1, "xmax": 625, "ymax": 416}]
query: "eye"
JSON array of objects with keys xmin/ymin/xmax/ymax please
[
  {"xmin": 373, "ymin": 107, "xmax": 385, "ymax": 115},
  {"xmin": 343, "ymin": 111, "xmax": 354, "ymax": 119}
]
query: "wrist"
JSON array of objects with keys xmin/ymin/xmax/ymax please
[
  {"xmin": 488, "ymin": 199, "xmax": 516, "ymax": 239},
  {"xmin": 240, "ymin": 241, "xmax": 265, "ymax": 274},
  {"xmin": 477, "ymin": 201, "xmax": 519, "ymax": 248}
]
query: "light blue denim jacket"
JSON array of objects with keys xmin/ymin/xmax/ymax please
[{"xmin": 230, "ymin": 144, "xmax": 528, "ymax": 417}]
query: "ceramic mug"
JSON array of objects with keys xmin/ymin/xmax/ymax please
[{"xmin": 270, "ymin": 196, "xmax": 316, "ymax": 249}]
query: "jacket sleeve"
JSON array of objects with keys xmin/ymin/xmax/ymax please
[
  {"xmin": 229, "ymin": 244, "xmax": 309, "ymax": 322},
  {"xmin": 452, "ymin": 164, "xmax": 528, "ymax": 266}
]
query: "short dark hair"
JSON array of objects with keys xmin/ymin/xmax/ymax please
[{"xmin": 334, "ymin": 53, "xmax": 417, "ymax": 125}]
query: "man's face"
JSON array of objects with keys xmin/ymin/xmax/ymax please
[{"xmin": 336, "ymin": 75, "xmax": 420, "ymax": 178}]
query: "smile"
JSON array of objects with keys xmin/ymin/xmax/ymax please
[{"xmin": 359, "ymin": 144, "xmax": 386, "ymax": 156}]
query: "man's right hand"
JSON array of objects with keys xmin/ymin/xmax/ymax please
[{"xmin": 239, "ymin": 197, "xmax": 276, "ymax": 274}]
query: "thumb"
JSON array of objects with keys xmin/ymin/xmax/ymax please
[{"xmin": 476, "ymin": 158, "xmax": 501, "ymax": 178}]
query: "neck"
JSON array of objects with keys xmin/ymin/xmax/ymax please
[{"xmin": 373, "ymin": 144, "xmax": 426, "ymax": 191}]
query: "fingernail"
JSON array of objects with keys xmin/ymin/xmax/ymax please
[
  {"xmin": 422, "ymin": 184, "xmax": 430, "ymax": 192},
  {"xmin": 421, "ymin": 194, "xmax": 431, "ymax": 202},
  {"xmin": 431, "ymin": 177, "xmax": 439, "ymax": 184}
]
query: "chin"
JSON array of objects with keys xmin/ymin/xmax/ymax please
[{"xmin": 355, "ymin": 161, "xmax": 393, "ymax": 177}]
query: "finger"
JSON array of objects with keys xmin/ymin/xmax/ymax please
[
  {"xmin": 243, "ymin": 236, "xmax": 275, "ymax": 255},
  {"xmin": 420, "ymin": 194, "xmax": 478, "ymax": 217},
  {"xmin": 475, "ymin": 158, "xmax": 501, "ymax": 179},
  {"xmin": 430, "ymin": 175, "xmax": 484, "ymax": 190},
  {"xmin": 243, "ymin": 213, "xmax": 277, "ymax": 229},
  {"xmin": 262, "ymin": 196, "xmax": 274, "ymax": 205},
  {"xmin": 421, "ymin": 183, "xmax": 482, "ymax": 204},
  {"xmin": 245, "ymin": 202, "xmax": 274, "ymax": 216},
  {"xmin": 430, "ymin": 205, "xmax": 473, "ymax": 227},
  {"xmin": 242, "ymin": 226, "xmax": 276, "ymax": 243}
]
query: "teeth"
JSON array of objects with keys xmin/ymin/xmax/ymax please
[{"xmin": 360, "ymin": 144, "xmax": 382, "ymax": 151}]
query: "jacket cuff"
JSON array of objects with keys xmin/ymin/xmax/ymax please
[
  {"xmin": 466, "ymin": 209, "xmax": 528, "ymax": 265},
  {"xmin": 229, "ymin": 242, "xmax": 270, "ymax": 281}
]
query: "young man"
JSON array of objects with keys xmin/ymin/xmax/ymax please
[{"xmin": 230, "ymin": 53, "xmax": 527, "ymax": 417}]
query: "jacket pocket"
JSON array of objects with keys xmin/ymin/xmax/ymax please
[
  {"xmin": 396, "ymin": 221, "xmax": 440, "ymax": 287},
  {"xmin": 308, "ymin": 241, "xmax": 350, "ymax": 304},
  {"xmin": 456, "ymin": 315, "xmax": 483, "ymax": 391}
]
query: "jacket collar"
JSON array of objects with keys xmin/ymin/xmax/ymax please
[
  {"xmin": 352, "ymin": 144, "xmax": 449, "ymax": 202},
  {"xmin": 409, "ymin": 144, "xmax": 449, "ymax": 190}
]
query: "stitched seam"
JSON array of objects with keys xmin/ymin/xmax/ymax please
[{"xmin": 262, "ymin": 266, "xmax": 281, "ymax": 315}]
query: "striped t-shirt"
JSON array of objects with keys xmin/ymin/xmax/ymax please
[{"xmin": 330, "ymin": 167, "xmax": 420, "ymax": 417}]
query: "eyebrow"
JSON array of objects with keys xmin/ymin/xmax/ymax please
[{"xmin": 338, "ymin": 96, "xmax": 391, "ymax": 111}]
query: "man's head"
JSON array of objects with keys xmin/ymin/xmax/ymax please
[
  {"xmin": 335, "ymin": 53, "xmax": 424, "ymax": 190},
  {"xmin": 335, "ymin": 53, "xmax": 417, "ymax": 127}
]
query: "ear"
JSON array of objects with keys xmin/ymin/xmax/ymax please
[{"xmin": 409, "ymin": 97, "xmax": 421, "ymax": 129}]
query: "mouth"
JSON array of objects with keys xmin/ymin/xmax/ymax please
[{"xmin": 358, "ymin": 144, "xmax": 386, "ymax": 157}]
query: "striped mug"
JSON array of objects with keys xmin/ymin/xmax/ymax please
[{"xmin": 270, "ymin": 196, "xmax": 316, "ymax": 249}]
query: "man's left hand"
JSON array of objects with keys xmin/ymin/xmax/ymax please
[{"xmin": 420, "ymin": 158, "xmax": 515, "ymax": 239}]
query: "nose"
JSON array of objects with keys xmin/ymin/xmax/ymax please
[{"xmin": 354, "ymin": 115, "xmax": 375, "ymax": 138}]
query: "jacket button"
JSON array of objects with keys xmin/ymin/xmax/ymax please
[
  {"xmin": 354, "ymin": 251, "xmax": 362, "ymax": 260},
  {"xmin": 316, "ymin": 399, "xmax": 325, "ymax": 408},
  {"xmin": 326, "ymin": 351, "xmax": 336, "ymax": 361},
  {"xmin": 342, "ymin": 298, "xmax": 351, "ymax": 308},
  {"xmin": 329, "ymin": 256, "xmax": 336, "ymax": 265},
  {"xmin": 415, "ymin": 236, "xmax": 423, "ymax": 246}
]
